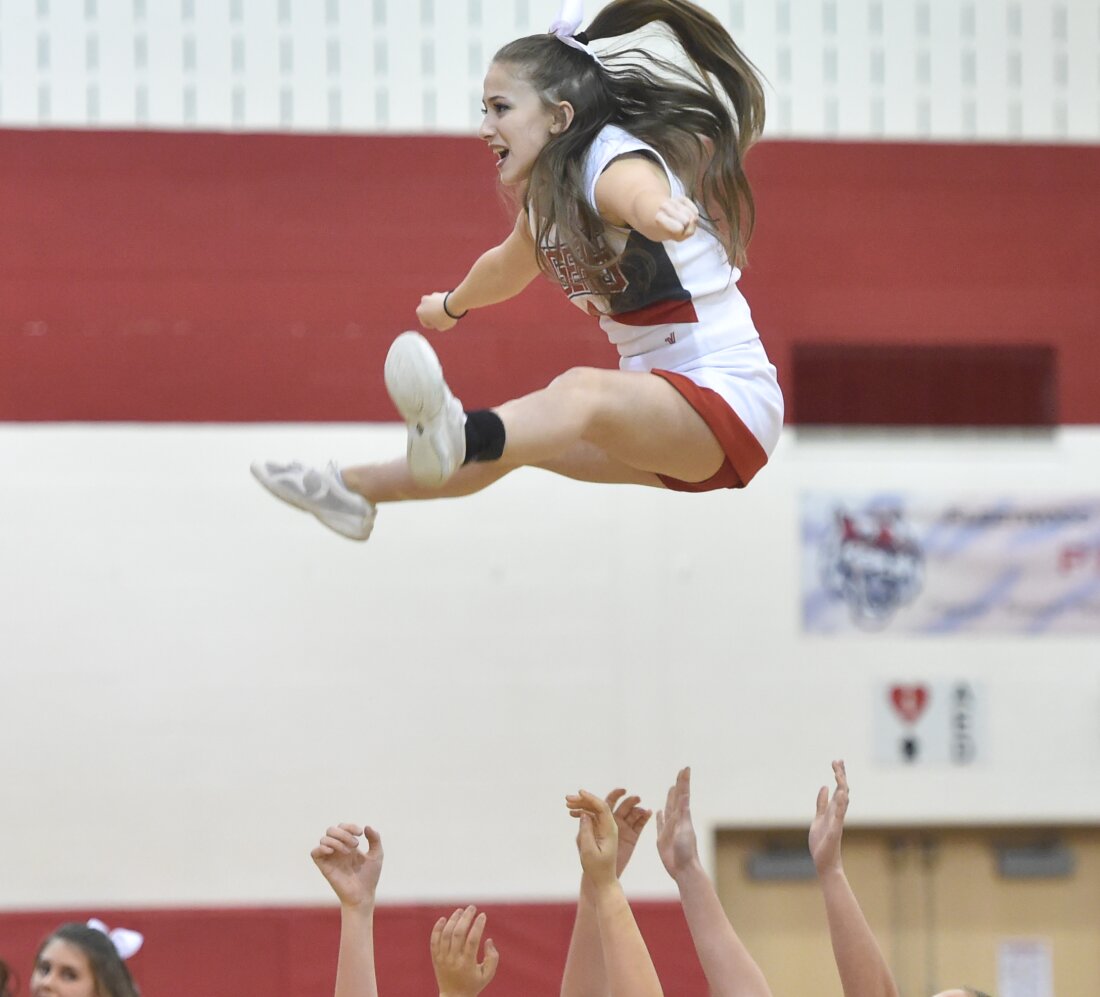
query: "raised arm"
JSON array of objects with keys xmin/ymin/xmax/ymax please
[
  {"xmin": 809, "ymin": 761, "xmax": 900, "ymax": 997},
  {"xmin": 311, "ymin": 823, "xmax": 384, "ymax": 997},
  {"xmin": 655, "ymin": 768, "xmax": 772, "ymax": 997},
  {"xmin": 560, "ymin": 789, "xmax": 653, "ymax": 997},
  {"xmin": 430, "ymin": 905, "xmax": 500, "ymax": 997},
  {"xmin": 566, "ymin": 789, "xmax": 664, "ymax": 997},
  {"xmin": 594, "ymin": 154, "xmax": 700, "ymax": 244},
  {"xmin": 417, "ymin": 210, "xmax": 542, "ymax": 330}
]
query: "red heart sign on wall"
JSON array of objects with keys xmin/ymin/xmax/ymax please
[{"xmin": 889, "ymin": 684, "xmax": 929, "ymax": 724}]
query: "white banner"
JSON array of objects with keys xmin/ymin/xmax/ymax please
[{"xmin": 801, "ymin": 494, "xmax": 1100, "ymax": 634}]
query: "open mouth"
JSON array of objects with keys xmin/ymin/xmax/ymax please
[{"xmin": 493, "ymin": 147, "xmax": 510, "ymax": 167}]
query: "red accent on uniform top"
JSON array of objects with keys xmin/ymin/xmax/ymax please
[{"xmin": 608, "ymin": 297, "xmax": 699, "ymax": 326}]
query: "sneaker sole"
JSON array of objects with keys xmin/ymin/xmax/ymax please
[
  {"xmin": 250, "ymin": 463, "xmax": 373, "ymax": 541},
  {"xmin": 384, "ymin": 331, "xmax": 458, "ymax": 486}
]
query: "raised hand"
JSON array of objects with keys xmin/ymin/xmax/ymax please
[
  {"xmin": 311, "ymin": 823, "xmax": 384, "ymax": 911},
  {"xmin": 566, "ymin": 789, "xmax": 620, "ymax": 887},
  {"xmin": 561, "ymin": 788, "xmax": 649, "ymax": 997},
  {"xmin": 655, "ymin": 767, "xmax": 700, "ymax": 881},
  {"xmin": 808, "ymin": 760, "xmax": 849, "ymax": 875},
  {"xmin": 809, "ymin": 761, "xmax": 900, "ymax": 997},
  {"xmin": 431, "ymin": 905, "xmax": 500, "ymax": 997},
  {"xmin": 655, "ymin": 768, "xmax": 774, "ymax": 997},
  {"xmin": 607, "ymin": 788, "xmax": 653, "ymax": 878}
]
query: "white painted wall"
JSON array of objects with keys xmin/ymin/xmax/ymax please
[
  {"xmin": 3, "ymin": 423, "xmax": 1098, "ymax": 907},
  {"xmin": 3, "ymin": 0, "xmax": 1097, "ymax": 913},
  {"xmin": 2, "ymin": 0, "xmax": 1097, "ymax": 141}
]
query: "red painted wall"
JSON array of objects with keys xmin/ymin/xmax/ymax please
[
  {"xmin": 1, "ymin": 129, "xmax": 1097, "ymax": 422},
  {"xmin": 3, "ymin": 131, "xmax": 1093, "ymax": 992},
  {"xmin": 0, "ymin": 901, "xmax": 707, "ymax": 997}
]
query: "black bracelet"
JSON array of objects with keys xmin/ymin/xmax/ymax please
[{"xmin": 443, "ymin": 291, "xmax": 468, "ymax": 321}]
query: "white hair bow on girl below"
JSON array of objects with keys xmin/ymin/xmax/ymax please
[
  {"xmin": 87, "ymin": 918, "xmax": 144, "ymax": 960},
  {"xmin": 548, "ymin": 0, "xmax": 604, "ymax": 67}
]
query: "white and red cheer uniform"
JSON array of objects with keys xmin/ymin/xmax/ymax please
[{"xmin": 539, "ymin": 123, "xmax": 784, "ymax": 490}]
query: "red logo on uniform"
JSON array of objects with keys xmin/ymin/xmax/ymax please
[{"xmin": 543, "ymin": 244, "xmax": 627, "ymax": 300}]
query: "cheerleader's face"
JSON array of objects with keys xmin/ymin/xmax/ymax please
[
  {"xmin": 31, "ymin": 940, "xmax": 98, "ymax": 997},
  {"xmin": 479, "ymin": 62, "xmax": 570, "ymax": 186}
]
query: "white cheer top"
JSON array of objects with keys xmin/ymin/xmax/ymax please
[{"xmin": 538, "ymin": 124, "xmax": 761, "ymax": 359}]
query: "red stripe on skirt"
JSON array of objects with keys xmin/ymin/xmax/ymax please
[{"xmin": 652, "ymin": 368, "xmax": 768, "ymax": 492}]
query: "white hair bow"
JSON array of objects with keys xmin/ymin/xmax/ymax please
[
  {"xmin": 87, "ymin": 919, "xmax": 144, "ymax": 960},
  {"xmin": 548, "ymin": 0, "xmax": 604, "ymax": 67}
]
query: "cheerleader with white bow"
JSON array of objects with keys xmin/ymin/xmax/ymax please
[
  {"xmin": 254, "ymin": 0, "xmax": 783, "ymax": 543},
  {"xmin": 30, "ymin": 919, "xmax": 143, "ymax": 997}
]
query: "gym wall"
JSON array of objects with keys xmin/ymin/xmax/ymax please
[{"xmin": 2, "ymin": 2, "xmax": 1098, "ymax": 996}]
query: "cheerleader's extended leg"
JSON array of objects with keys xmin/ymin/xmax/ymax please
[
  {"xmin": 251, "ymin": 333, "xmax": 719, "ymax": 540},
  {"xmin": 380, "ymin": 331, "xmax": 724, "ymax": 488}
]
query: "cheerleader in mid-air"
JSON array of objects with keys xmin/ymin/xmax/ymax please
[{"xmin": 253, "ymin": 0, "xmax": 783, "ymax": 541}]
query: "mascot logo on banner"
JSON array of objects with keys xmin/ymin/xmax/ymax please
[{"xmin": 819, "ymin": 507, "xmax": 924, "ymax": 629}]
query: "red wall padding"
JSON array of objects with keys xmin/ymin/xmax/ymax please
[
  {"xmin": 1, "ymin": 129, "xmax": 1097, "ymax": 422},
  {"xmin": 0, "ymin": 901, "xmax": 708, "ymax": 997},
  {"xmin": 789, "ymin": 343, "xmax": 1058, "ymax": 426}
]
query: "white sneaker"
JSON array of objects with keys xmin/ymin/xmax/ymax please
[
  {"xmin": 384, "ymin": 331, "xmax": 466, "ymax": 487},
  {"xmin": 250, "ymin": 459, "xmax": 376, "ymax": 541}
]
